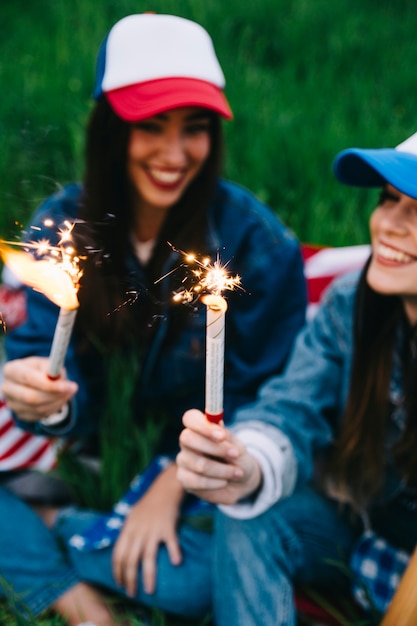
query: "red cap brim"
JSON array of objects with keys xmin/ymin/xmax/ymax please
[{"xmin": 105, "ymin": 77, "xmax": 233, "ymax": 121}]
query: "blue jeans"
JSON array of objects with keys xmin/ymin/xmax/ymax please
[
  {"xmin": 0, "ymin": 485, "xmax": 79, "ymax": 617},
  {"xmin": 213, "ymin": 485, "xmax": 360, "ymax": 626},
  {"xmin": 0, "ymin": 485, "xmax": 212, "ymax": 620},
  {"xmin": 54, "ymin": 506, "xmax": 213, "ymax": 619}
]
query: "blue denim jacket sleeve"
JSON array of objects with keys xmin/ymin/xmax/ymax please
[{"xmin": 231, "ymin": 271, "xmax": 359, "ymax": 487}]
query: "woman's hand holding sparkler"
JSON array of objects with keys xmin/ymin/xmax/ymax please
[
  {"xmin": 112, "ymin": 463, "xmax": 183, "ymax": 597},
  {"xmin": 177, "ymin": 409, "xmax": 262, "ymax": 505},
  {"xmin": 2, "ymin": 356, "xmax": 78, "ymax": 422}
]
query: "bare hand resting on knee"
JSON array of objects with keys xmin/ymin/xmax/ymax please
[{"xmin": 176, "ymin": 409, "xmax": 262, "ymax": 505}]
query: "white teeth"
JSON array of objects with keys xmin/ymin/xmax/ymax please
[
  {"xmin": 377, "ymin": 243, "xmax": 415, "ymax": 263},
  {"xmin": 149, "ymin": 169, "xmax": 182, "ymax": 184}
]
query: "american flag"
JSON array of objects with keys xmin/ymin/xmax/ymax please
[
  {"xmin": 0, "ymin": 397, "xmax": 59, "ymax": 471},
  {"xmin": 302, "ymin": 243, "xmax": 370, "ymax": 319},
  {"xmin": 0, "ymin": 285, "xmax": 60, "ymax": 472}
]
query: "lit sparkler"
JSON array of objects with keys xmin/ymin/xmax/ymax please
[
  {"xmin": 163, "ymin": 243, "xmax": 241, "ymax": 424},
  {"xmin": 0, "ymin": 219, "xmax": 83, "ymax": 380},
  {"xmin": 160, "ymin": 242, "xmax": 241, "ymax": 301}
]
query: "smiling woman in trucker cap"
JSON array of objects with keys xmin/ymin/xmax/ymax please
[
  {"xmin": 0, "ymin": 13, "xmax": 306, "ymax": 626},
  {"xmin": 177, "ymin": 132, "xmax": 417, "ymax": 625}
]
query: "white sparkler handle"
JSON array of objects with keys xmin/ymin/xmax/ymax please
[
  {"xmin": 47, "ymin": 307, "xmax": 77, "ymax": 379},
  {"xmin": 203, "ymin": 294, "xmax": 228, "ymax": 424}
]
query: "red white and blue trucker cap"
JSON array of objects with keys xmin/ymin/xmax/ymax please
[
  {"xmin": 93, "ymin": 13, "xmax": 233, "ymax": 122},
  {"xmin": 333, "ymin": 132, "xmax": 417, "ymax": 199}
]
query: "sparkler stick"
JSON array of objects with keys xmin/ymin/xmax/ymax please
[
  {"xmin": 47, "ymin": 307, "xmax": 78, "ymax": 379},
  {"xmin": 202, "ymin": 294, "xmax": 228, "ymax": 423}
]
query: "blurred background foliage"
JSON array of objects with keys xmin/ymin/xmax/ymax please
[{"xmin": 1, "ymin": 0, "xmax": 417, "ymax": 245}]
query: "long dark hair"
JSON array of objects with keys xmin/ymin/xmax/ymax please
[
  {"xmin": 73, "ymin": 97, "xmax": 223, "ymax": 348},
  {"xmin": 326, "ymin": 259, "xmax": 417, "ymax": 509}
]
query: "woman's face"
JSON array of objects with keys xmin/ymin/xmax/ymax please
[
  {"xmin": 368, "ymin": 184, "xmax": 417, "ymax": 322},
  {"xmin": 127, "ymin": 107, "xmax": 211, "ymax": 216}
]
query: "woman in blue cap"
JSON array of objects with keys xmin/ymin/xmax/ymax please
[
  {"xmin": 177, "ymin": 132, "xmax": 417, "ymax": 625},
  {"xmin": 0, "ymin": 12, "xmax": 306, "ymax": 626}
]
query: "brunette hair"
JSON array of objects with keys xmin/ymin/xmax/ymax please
[
  {"xmin": 326, "ymin": 259, "xmax": 417, "ymax": 510},
  {"xmin": 73, "ymin": 98, "xmax": 223, "ymax": 348}
]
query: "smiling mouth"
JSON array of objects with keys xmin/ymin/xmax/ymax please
[
  {"xmin": 376, "ymin": 242, "xmax": 417, "ymax": 264},
  {"xmin": 148, "ymin": 168, "xmax": 184, "ymax": 186}
]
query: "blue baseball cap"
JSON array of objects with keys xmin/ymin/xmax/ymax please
[{"xmin": 333, "ymin": 132, "xmax": 417, "ymax": 199}]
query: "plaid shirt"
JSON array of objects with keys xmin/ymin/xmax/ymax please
[{"xmin": 351, "ymin": 530, "xmax": 410, "ymax": 614}]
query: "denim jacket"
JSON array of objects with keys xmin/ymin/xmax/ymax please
[
  {"xmin": 225, "ymin": 269, "xmax": 411, "ymax": 519},
  {"xmin": 5, "ymin": 179, "xmax": 306, "ymax": 456}
]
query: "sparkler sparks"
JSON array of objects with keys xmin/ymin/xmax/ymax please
[
  {"xmin": 160, "ymin": 242, "xmax": 242, "ymax": 305},
  {"xmin": 0, "ymin": 219, "xmax": 84, "ymax": 308}
]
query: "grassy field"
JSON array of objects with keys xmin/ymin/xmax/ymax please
[
  {"xmin": 1, "ymin": 0, "xmax": 417, "ymax": 624},
  {"xmin": 2, "ymin": 0, "xmax": 417, "ymax": 246}
]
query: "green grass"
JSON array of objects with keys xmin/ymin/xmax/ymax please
[
  {"xmin": 1, "ymin": 0, "xmax": 417, "ymax": 623},
  {"xmin": 2, "ymin": 0, "xmax": 417, "ymax": 245}
]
